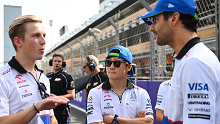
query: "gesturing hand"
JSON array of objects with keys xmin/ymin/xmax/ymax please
[{"xmin": 34, "ymin": 95, "xmax": 69, "ymax": 111}]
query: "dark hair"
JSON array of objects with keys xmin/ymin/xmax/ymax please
[
  {"xmin": 162, "ymin": 10, "xmax": 199, "ymax": 32},
  {"xmin": 53, "ymin": 54, "xmax": 64, "ymax": 61}
]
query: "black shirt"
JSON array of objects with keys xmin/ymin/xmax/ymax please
[
  {"xmin": 46, "ymin": 70, "xmax": 75, "ymax": 96},
  {"xmin": 86, "ymin": 71, "xmax": 108, "ymax": 94}
]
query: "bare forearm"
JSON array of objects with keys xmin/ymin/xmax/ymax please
[
  {"xmin": 0, "ymin": 105, "xmax": 37, "ymax": 124},
  {"xmin": 118, "ymin": 117, "xmax": 153, "ymax": 124},
  {"xmin": 156, "ymin": 109, "xmax": 164, "ymax": 123},
  {"xmin": 50, "ymin": 115, "xmax": 58, "ymax": 124}
]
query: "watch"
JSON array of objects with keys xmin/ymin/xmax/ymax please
[{"xmin": 112, "ymin": 114, "xmax": 118, "ymax": 124}]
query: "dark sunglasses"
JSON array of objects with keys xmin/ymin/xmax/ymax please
[
  {"xmin": 38, "ymin": 82, "xmax": 50, "ymax": 99},
  {"xmin": 105, "ymin": 60, "xmax": 126, "ymax": 68}
]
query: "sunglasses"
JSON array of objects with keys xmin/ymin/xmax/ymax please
[
  {"xmin": 37, "ymin": 82, "xmax": 50, "ymax": 99},
  {"xmin": 83, "ymin": 65, "xmax": 88, "ymax": 69},
  {"xmin": 105, "ymin": 60, "xmax": 126, "ymax": 68}
]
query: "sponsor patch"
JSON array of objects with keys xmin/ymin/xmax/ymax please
[
  {"xmin": 104, "ymin": 98, "xmax": 112, "ymax": 101},
  {"xmin": 71, "ymin": 81, "xmax": 74, "ymax": 85},
  {"xmin": 88, "ymin": 96, "xmax": 93, "ymax": 103},
  {"xmin": 54, "ymin": 78, "xmax": 61, "ymax": 81},
  {"xmin": 194, "ymin": 108, "xmax": 210, "ymax": 112},
  {"xmin": 87, "ymin": 111, "xmax": 93, "ymax": 115},
  {"xmin": 2, "ymin": 68, "xmax": 12, "ymax": 75},
  {"xmin": 188, "ymin": 101, "xmax": 210, "ymax": 105},
  {"xmin": 188, "ymin": 83, "xmax": 209, "ymax": 91},
  {"xmin": 188, "ymin": 114, "xmax": 210, "ymax": 120},
  {"xmin": 188, "ymin": 93, "xmax": 209, "ymax": 99},
  {"xmin": 22, "ymin": 93, "xmax": 33, "ymax": 98}
]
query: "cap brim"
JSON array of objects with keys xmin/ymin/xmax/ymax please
[{"xmin": 140, "ymin": 11, "xmax": 163, "ymax": 25}]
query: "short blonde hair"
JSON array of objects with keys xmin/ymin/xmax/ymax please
[{"xmin": 8, "ymin": 15, "xmax": 42, "ymax": 51}]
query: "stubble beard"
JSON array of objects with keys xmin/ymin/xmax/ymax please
[
  {"xmin": 54, "ymin": 66, "xmax": 62, "ymax": 72},
  {"xmin": 156, "ymin": 25, "xmax": 172, "ymax": 46}
]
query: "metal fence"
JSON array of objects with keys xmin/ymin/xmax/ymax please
[{"xmin": 38, "ymin": 0, "xmax": 217, "ymax": 81}]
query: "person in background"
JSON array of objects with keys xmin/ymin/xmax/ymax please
[
  {"xmin": 87, "ymin": 45, "xmax": 153, "ymax": 124},
  {"xmin": 155, "ymin": 52, "xmax": 176, "ymax": 123},
  {"xmin": 46, "ymin": 54, "xmax": 75, "ymax": 124},
  {"xmin": 0, "ymin": 15, "xmax": 69, "ymax": 124},
  {"xmin": 83, "ymin": 55, "xmax": 108, "ymax": 102},
  {"xmin": 140, "ymin": 0, "xmax": 220, "ymax": 123}
]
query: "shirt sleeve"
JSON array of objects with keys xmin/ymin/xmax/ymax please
[
  {"xmin": 180, "ymin": 58, "xmax": 216, "ymax": 123},
  {"xmin": 65, "ymin": 74, "xmax": 75, "ymax": 90},
  {"xmin": 155, "ymin": 81, "xmax": 166, "ymax": 110},
  {"xmin": 0, "ymin": 78, "xmax": 9, "ymax": 117},
  {"xmin": 140, "ymin": 88, "xmax": 154, "ymax": 120},
  {"xmin": 87, "ymin": 88, "xmax": 103, "ymax": 123}
]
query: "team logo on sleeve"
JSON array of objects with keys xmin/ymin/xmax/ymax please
[
  {"xmin": 188, "ymin": 83, "xmax": 209, "ymax": 91},
  {"xmin": 88, "ymin": 96, "xmax": 93, "ymax": 103},
  {"xmin": 130, "ymin": 91, "xmax": 137, "ymax": 101},
  {"xmin": 188, "ymin": 93, "xmax": 209, "ymax": 99},
  {"xmin": 70, "ymin": 81, "xmax": 74, "ymax": 88}
]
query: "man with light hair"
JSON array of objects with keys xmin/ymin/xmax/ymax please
[
  {"xmin": 83, "ymin": 55, "xmax": 108, "ymax": 102},
  {"xmin": 0, "ymin": 15, "xmax": 69, "ymax": 124}
]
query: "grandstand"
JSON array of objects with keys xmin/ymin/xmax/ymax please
[{"xmin": 38, "ymin": 0, "xmax": 216, "ymax": 81}]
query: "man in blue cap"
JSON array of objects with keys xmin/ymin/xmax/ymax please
[
  {"xmin": 140, "ymin": 0, "xmax": 220, "ymax": 123},
  {"xmin": 87, "ymin": 45, "xmax": 154, "ymax": 124}
]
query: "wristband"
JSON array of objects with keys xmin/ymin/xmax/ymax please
[
  {"xmin": 33, "ymin": 103, "xmax": 39, "ymax": 113},
  {"xmin": 112, "ymin": 114, "xmax": 118, "ymax": 124}
]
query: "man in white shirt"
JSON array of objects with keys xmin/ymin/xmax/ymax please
[
  {"xmin": 0, "ymin": 15, "xmax": 69, "ymax": 124},
  {"xmin": 87, "ymin": 45, "xmax": 153, "ymax": 124},
  {"xmin": 140, "ymin": 0, "xmax": 220, "ymax": 123}
]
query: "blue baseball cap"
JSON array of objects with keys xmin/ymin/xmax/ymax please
[
  {"xmin": 140, "ymin": 0, "xmax": 198, "ymax": 25},
  {"xmin": 107, "ymin": 45, "xmax": 133, "ymax": 76}
]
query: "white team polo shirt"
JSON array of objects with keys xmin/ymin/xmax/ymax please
[
  {"xmin": 163, "ymin": 37, "xmax": 220, "ymax": 124},
  {"xmin": 0, "ymin": 57, "xmax": 53, "ymax": 124},
  {"xmin": 155, "ymin": 80, "xmax": 170, "ymax": 111},
  {"xmin": 87, "ymin": 79, "xmax": 154, "ymax": 124}
]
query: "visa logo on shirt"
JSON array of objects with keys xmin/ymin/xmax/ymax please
[{"xmin": 188, "ymin": 83, "xmax": 209, "ymax": 91}]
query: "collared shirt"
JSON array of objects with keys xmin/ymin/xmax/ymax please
[
  {"xmin": 0, "ymin": 56, "xmax": 53, "ymax": 124},
  {"xmin": 163, "ymin": 37, "xmax": 220, "ymax": 124},
  {"xmin": 46, "ymin": 69, "xmax": 75, "ymax": 96},
  {"xmin": 46, "ymin": 69, "xmax": 74, "ymax": 110},
  {"xmin": 87, "ymin": 79, "xmax": 154, "ymax": 123},
  {"xmin": 86, "ymin": 71, "xmax": 108, "ymax": 94}
]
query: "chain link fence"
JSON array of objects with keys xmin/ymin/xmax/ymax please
[{"xmin": 38, "ymin": 0, "xmax": 217, "ymax": 81}]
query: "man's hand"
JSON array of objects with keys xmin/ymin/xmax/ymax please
[
  {"xmin": 103, "ymin": 114, "xmax": 114, "ymax": 124},
  {"xmin": 35, "ymin": 95, "xmax": 69, "ymax": 111},
  {"xmin": 136, "ymin": 111, "xmax": 146, "ymax": 118}
]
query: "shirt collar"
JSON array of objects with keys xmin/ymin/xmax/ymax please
[
  {"xmin": 102, "ymin": 79, "xmax": 134, "ymax": 90},
  {"xmin": 176, "ymin": 37, "xmax": 200, "ymax": 60},
  {"xmin": 8, "ymin": 56, "xmax": 43, "ymax": 74},
  {"xmin": 55, "ymin": 69, "xmax": 64, "ymax": 75}
]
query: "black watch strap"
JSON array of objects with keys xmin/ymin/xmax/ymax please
[{"xmin": 112, "ymin": 114, "xmax": 118, "ymax": 124}]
